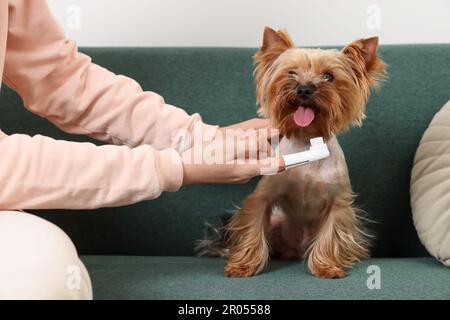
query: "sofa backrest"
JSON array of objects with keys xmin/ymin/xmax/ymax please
[{"xmin": 1, "ymin": 45, "xmax": 449, "ymax": 257}]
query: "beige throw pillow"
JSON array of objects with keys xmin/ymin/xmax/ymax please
[{"xmin": 411, "ymin": 100, "xmax": 450, "ymax": 266}]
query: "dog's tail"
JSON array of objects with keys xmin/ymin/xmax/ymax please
[{"xmin": 194, "ymin": 213, "xmax": 232, "ymax": 258}]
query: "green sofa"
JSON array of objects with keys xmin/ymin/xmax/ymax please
[{"xmin": 1, "ymin": 45, "xmax": 449, "ymax": 300}]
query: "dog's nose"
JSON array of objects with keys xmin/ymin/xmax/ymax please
[{"xmin": 297, "ymin": 85, "xmax": 316, "ymax": 99}]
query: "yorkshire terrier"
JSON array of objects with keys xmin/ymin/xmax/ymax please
[{"xmin": 197, "ymin": 27, "xmax": 386, "ymax": 278}]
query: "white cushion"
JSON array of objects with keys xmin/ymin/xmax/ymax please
[{"xmin": 411, "ymin": 100, "xmax": 450, "ymax": 266}]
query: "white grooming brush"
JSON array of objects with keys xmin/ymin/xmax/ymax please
[{"xmin": 282, "ymin": 137, "xmax": 330, "ymax": 170}]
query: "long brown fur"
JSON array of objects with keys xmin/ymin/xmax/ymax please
[{"xmin": 222, "ymin": 27, "xmax": 386, "ymax": 278}]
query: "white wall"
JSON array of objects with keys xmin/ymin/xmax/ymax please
[{"xmin": 47, "ymin": 0, "xmax": 450, "ymax": 47}]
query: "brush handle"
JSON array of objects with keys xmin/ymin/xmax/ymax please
[{"xmin": 282, "ymin": 137, "xmax": 330, "ymax": 170}]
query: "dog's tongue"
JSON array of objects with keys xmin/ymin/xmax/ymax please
[{"xmin": 293, "ymin": 106, "xmax": 315, "ymax": 127}]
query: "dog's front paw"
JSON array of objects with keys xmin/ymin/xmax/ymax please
[
  {"xmin": 224, "ymin": 264, "xmax": 258, "ymax": 277},
  {"xmin": 311, "ymin": 265, "xmax": 347, "ymax": 279}
]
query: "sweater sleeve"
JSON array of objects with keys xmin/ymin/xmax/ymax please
[
  {"xmin": 0, "ymin": 130, "xmax": 183, "ymax": 210},
  {"xmin": 3, "ymin": 0, "xmax": 218, "ymax": 151}
]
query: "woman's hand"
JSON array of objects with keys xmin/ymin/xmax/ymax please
[
  {"xmin": 181, "ymin": 118, "xmax": 285, "ymax": 185},
  {"xmin": 220, "ymin": 118, "xmax": 271, "ymax": 131},
  {"xmin": 182, "ymin": 158, "xmax": 285, "ymax": 185}
]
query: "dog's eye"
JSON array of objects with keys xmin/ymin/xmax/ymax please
[
  {"xmin": 288, "ymin": 70, "xmax": 298, "ymax": 76},
  {"xmin": 322, "ymin": 72, "xmax": 334, "ymax": 82}
]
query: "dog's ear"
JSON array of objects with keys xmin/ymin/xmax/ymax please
[
  {"xmin": 343, "ymin": 37, "xmax": 387, "ymax": 88},
  {"xmin": 254, "ymin": 27, "xmax": 295, "ymax": 109},
  {"xmin": 343, "ymin": 37, "xmax": 380, "ymax": 70},
  {"xmin": 261, "ymin": 27, "xmax": 295, "ymax": 52},
  {"xmin": 254, "ymin": 27, "xmax": 294, "ymax": 76},
  {"xmin": 254, "ymin": 27, "xmax": 294, "ymax": 66}
]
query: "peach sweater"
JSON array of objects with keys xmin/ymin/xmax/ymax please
[{"xmin": 0, "ymin": 0, "xmax": 217, "ymax": 209}]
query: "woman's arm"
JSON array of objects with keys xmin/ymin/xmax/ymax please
[
  {"xmin": 0, "ymin": 130, "xmax": 183, "ymax": 209},
  {"xmin": 3, "ymin": 0, "xmax": 217, "ymax": 151},
  {"xmin": 0, "ymin": 128, "xmax": 283, "ymax": 209}
]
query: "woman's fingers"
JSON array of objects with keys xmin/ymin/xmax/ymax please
[
  {"xmin": 182, "ymin": 118, "xmax": 284, "ymax": 182},
  {"xmin": 235, "ymin": 127, "xmax": 277, "ymax": 159},
  {"xmin": 278, "ymin": 156, "xmax": 286, "ymax": 172},
  {"xmin": 238, "ymin": 130, "xmax": 268, "ymax": 159},
  {"xmin": 181, "ymin": 154, "xmax": 285, "ymax": 186},
  {"xmin": 223, "ymin": 118, "xmax": 270, "ymax": 131},
  {"xmin": 214, "ymin": 117, "xmax": 283, "ymax": 162}
]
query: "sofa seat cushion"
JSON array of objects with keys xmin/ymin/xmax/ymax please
[{"xmin": 81, "ymin": 256, "xmax": 450, "ymax": 300}]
